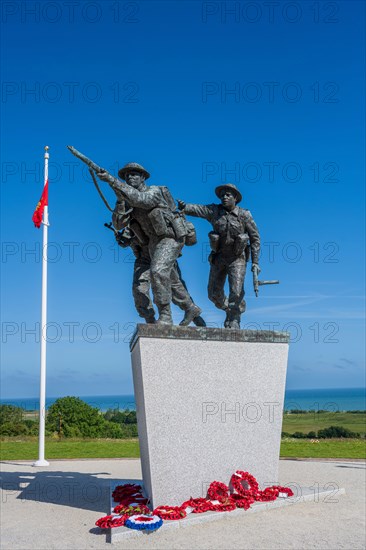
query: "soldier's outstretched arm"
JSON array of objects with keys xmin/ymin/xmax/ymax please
[
  {"xmin": 117, "ymin": 185, "xmax": 163, "ymax": 209},
  {"xmin": 97, "ymin": 171, "xmax": 162, "ymax": 210},
  {"xmin": 178, "ymin": 201, "xmax": 214, "ymax": 221}
]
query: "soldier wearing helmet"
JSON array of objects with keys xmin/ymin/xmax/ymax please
[
  {"xmin": 98, "ymin": 162, "xmax": 203, "ymax": 325},
  {"xmin": 178, "ymin": 184, "xmax": 260, "ymax": 329}
]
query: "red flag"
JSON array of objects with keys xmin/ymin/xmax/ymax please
[{"xmin": 32, "ymin": 181, "xmax": 48, "ymax": 228}]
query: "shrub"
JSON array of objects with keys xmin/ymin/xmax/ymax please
[
  {"xmin": 104, "ymin": 409, "xmax": 137, "ymax": 424},
  {"xmin": 292, "ymin": 431, "xmax": 308, "ymax": 439},
  {"xmin": 0, "ymin": 404, "xmax": 24, "ymax": 424},
  {"xmin": 0, "ymin": 405, "xmax": 36, "ymax": 436},
  {"xmin": 120, "ymin": 424, "xmax": 138, "ymax": 438},
  {"xmin": 102, "ymin": 409, "xmax": 138, "ymax": 438},
  {"xmin": 24, "ymin": 419, "xmax": 39, "ymax": 435},
  {"xmin": 0, "ymin": 422, "xmax": 28, "ymax": 436},
  {"xmin": 102, "ymin": 421, "xmax": 124, "ymax": 439},
  {"xmin": 46, "ymin": 397, "xmax": 106, "ymax": 438},
  {"xmin": 317, "ymin": 426, "xmax": 360, "ymax": 439}
]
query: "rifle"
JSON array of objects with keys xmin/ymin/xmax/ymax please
[
  {"xmin": 67, "ymin": 145, "xmax": 121, "ymax": 195},
  {"xmin": 252, "ymin": 265, "xmax": 279, "ymax": 297}
]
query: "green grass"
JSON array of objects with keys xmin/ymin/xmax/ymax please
[
  {"xmin": 280, "ymin": 438, "xmax": 366, "ymax": 459},
  {"xmin": 1, "ymin": 435, "xmax": 365, "ymax": 461},
  {"xmin": 0, "ymin": 437, "xmax": 140, "ymax": 461},
  {"xmin": 282, "ymin": 412, "xmax": 366, "ymax": 436}
]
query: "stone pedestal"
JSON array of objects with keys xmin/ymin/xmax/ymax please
[{"xmin": 130, "ymin": 325, "xmax": 290, "ymax": 508}]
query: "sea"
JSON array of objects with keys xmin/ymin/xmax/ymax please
[{"xmin": 1, "ymin": 388, "xmax": 365, "ymax": 413}]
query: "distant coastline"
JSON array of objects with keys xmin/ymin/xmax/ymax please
[{"xmin": 1, "ymin": 387, "xmax": 365, "ymax": 413}]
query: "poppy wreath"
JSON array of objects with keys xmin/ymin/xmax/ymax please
[
  {"xmin": 181, "ymin": 497, "xmax": 215, "ymax": 514},
  {"xmin": 230, "ymin": 471, "xmax": 260, "ymax": 498},
  {"xmin": 113, "ymin": 503, "xmax": 151, "ymax": 516},
  {"xmin": 115, "ymin": 495, "xmax": 149, "ymax": 507},
  {"xmin": 95, "ymin": 514, "xmax": 128, "ymax": 529},
  {"xmin": 112, "ymin": 483, "xmax": 149, "ymax": 507},
  {"xmin": 258, "ymin": 487, "xmax": 280, "ymax": 502},
  {"xmin": 207, "ymin": 481, "xmax": 229, "ymax": 502},
  {"xmin": 209, "ymin": 497, "xmax": 237, "ymax": 512},
  {"xmin": 112, "ymin": 483, "xmax": 143, "ymax": 503},
  {"xmin": 181, "ymin": 495, "xmax": 236, "ymax": 514},
  {"xmin": 96, "ymin": 473, "xmax": 294, "ymax": 530},
  {"xmin": 230, "ymin": 493, "xmax": 254, "ymax": 510},
  {"xmin": 230, "ymin": 472, "xmax": 294, "ymax": 502},
  {"xmin": 153, "ymin": 505, "xmax": 187, "ymax": 520},
  {"xmin": 124, "ymin": 514, "xmax": 163, "ymax": 531}
]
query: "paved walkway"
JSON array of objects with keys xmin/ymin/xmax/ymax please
[{"xmin": 0, "ymin": 459, "xmax": 365, "ymax": 549}]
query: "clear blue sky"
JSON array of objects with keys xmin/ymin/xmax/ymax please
[{"xmin": 1, "ymin": 1, "xmax": 365, "ymax": 398}]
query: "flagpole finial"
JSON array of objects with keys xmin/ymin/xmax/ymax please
[{"xmin": 45, "ymin": 146, "xmax": 49, "ymax": 151}]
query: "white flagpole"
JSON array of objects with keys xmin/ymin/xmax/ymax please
[{"xmin": 34, "ymin": 146, "xmax": 50, "ymax": 467}]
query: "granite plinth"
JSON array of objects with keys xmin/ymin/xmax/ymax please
[
  {"xmin": 130, "ymin": 325, "xmax": 290, "ymax": 508},
  {"xmin": 130, "ymin": 324, "xmax": 290, "ymax": 350}
]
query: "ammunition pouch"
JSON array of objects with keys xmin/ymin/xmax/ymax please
[
  {"xmin": 234, "ymin": 233, "xmax": 249, "ymax": 257},
  {"xmin": 185, "ymin": 221, "xmax": 197, "ymax": 246},
  {"xmin": 169, "ymin": 212, "xmax": 188, "ymax": 240},
  {"xmin": 148, "ymin": 207, "xmax": 198, "ymax": 245},
  {"xmin": 148, "ymin": 208, "xmax": 169, "ymax": 236},
  {"xmin": 209, "ymin": 231, "xmax": 220, "ymax": 252},
  {"xmin": 168, "ymin": 213, "xmax": 197, "ymax": 245},
  {"xmin": 147, "ymin": 187, "xmax": 198, "ymax": 245},
  {"xmin": 148, "ymin": 208, "xmax": 185, "ymax": 239}
]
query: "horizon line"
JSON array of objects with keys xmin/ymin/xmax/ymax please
[{"xmin": 1, "ymin": 386, "xmax": 365, "ymax": 401}]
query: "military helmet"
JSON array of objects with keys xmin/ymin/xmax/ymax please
[
  {"xmin": 215, "ymin": 183, "xmax": 242, "ymax": 203},
  {"xmin": 118, "ymin": 162, "xmax": 150, "ymax": 181}
]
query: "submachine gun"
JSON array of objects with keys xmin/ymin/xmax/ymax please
[{"xmin": 252, "ymin": 265, "xmax": 280, "ymax": 297}]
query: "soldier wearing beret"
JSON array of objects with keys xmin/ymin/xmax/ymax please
[{"xmin": 178, "ymin": 184, "xmax": 260, "ymax": 329}]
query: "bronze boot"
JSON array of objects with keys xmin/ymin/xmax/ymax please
[
  {"xmin": 229, "ymin": 312, "xmax": 241, "ymax": 330},
  {"xmin": 179, "ymin": 304, "xmax": 203, "ymax": 326},
  {"xmin": 157, "ymin": 305, "xmax": 173, "ymax": 325}
]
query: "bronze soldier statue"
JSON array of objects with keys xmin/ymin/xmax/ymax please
[
  {"xmin": 67, "ymin": 147, "xmax": 277, "ymax": 328},
  {"xmin": 178, "ymin": 184, "xmax": 260, "ymax": 329},
  {"xmin": 112, "ymin": 197, "xmax": 205, "ymax": 326},
  {"xmin": 97, "ymin": 162, "xmax": 202, "ymax": 325}
]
